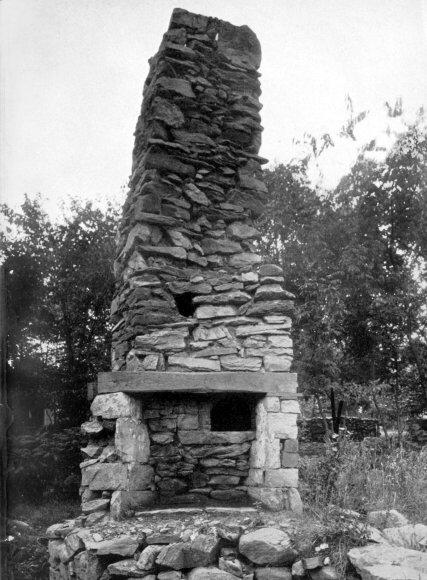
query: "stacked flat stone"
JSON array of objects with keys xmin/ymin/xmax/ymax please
[
  {"xmin": 110, "ymin": 7, "xmax": 295, "ymax": 375},
  {"xmin": 79, "ymin": 8, "xmax": 301, "ymax": 516},
  {"xmin": 47, "ymin": 512, "xmax": 342, "ymax": 580}
]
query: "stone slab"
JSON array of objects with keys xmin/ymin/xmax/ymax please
[{"xmin": 98, "ymin": 371, "xmax": 298, "ymax": 396}]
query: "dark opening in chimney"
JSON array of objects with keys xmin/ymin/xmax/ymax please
[
  {"xmin": 211, "ymin": 396, "xmax": 255, "ymax": 431},
  {"xmin": 173, "ymin": 292, "xmax": 197, "ymax": 317}
]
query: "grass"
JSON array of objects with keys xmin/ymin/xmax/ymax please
[
  {"xmin": 296, "ymin": 437, "xmax": 427, "ymax": 578},
  {"xmin": 299, "ymin": 437, "xmax": 427, "ymax": 522}
]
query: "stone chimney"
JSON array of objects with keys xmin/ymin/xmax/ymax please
[{"xmin": 81, "ymin": 8, "xmax": 301, "ymax": 518}]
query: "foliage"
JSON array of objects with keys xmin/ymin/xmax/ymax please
[
  {"xmin": 7, "ymin": 427, "xmax": 84, "ymax": 502},
  {"xmin": 1, "ymin": 196, "xmax": 120, "ymax": 426},
  {"xmin": 299, "ymin": 437, "xmax": 427, "ymax": 521},
  {"xmin": 297, "ymin": 437, "xmax": 427, "ymax": 577},
  {"xmin": 6, "ymin": 499, "xmax": 80, "ymax": 580},
  {"xmin": 260, "ymin": 112, "xmax": 427, "ymax": 428}
]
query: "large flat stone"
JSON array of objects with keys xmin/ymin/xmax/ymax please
[
  {"xmin": 84, "ymin": 535, "xmax": 140, "ymax": 557},
  {"xmin": 108, "ymin": 558, "xmax": 149, "ymax": 577},
  {"xmin": 168, "ymin": 356, "xmax": 221, "ymax": 372},
  {"xmin": 239, "ymin": 527, "xmax": 297, "ymax": 565},
  {"xmin": 382, "ymin": 524, "xmax": 427, "ymax": 550},
  {"xmin": 264, "ymin": 469, "xmax": 298, "ymax": 488},
  {"xmin": 347, "ymin": 544, "xmax": 427, "ymax": 580},
  {"xmin": 195, "ymin": 305, "xmax": 237, "ymax": 319},
  {"xmin": 82, "ymin": 463, "xmax": 128, "ymax": 491},
  {"xmin": 91, "ymin": 392, "xmax": 141, "ymax": 420},
  {"xmin": 135, "ymin": 328, "xmax": 188, "ymax": 351},
  {"xmin": 178, "ymin": 430, "xmax": 255, "ymax": 445},
  {"xmin": 220, "ymin": 355, "xmax": 262, "ymax": 371}
]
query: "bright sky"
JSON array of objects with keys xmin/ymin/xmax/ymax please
[{"xmin": 1, "ymin": 0, "xmax": 427, "ymax": 215}]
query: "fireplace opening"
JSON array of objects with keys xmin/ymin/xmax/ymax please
[
  {"xmin": 173, "ymin": 292, "xmax": 197, "ymax": 317},
  {"xmin": 211, "ymin": 396, "xmax": 255, "ymax": 431}
]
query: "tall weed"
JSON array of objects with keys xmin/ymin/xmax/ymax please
[{"xmin": 299, "ymin": 437, "xmax": 427, "ymax": 522}]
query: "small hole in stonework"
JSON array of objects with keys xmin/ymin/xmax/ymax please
[{"xmin": 173, "ymin": 292, "xmax": 197, "ymax": 317}]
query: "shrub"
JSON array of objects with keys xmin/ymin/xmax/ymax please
[
  {"xmin": 7, "ymin": 500, "xmax": 80, "ymax": 580},
  {"xmin": 7, "ymin": 427, "xmax": 84, "ymax": 503}
]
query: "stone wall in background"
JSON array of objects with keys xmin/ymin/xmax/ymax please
[{"xmin": 298, "ymin": 417, "xmax": 379, "ymax": 443}]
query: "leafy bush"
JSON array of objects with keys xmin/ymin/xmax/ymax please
[
  {"xmin": 7, "ymin": 500, "xmax": 80, "ymax": 580},
  {"xmin": 7, "ymin": 427, "xmax": 84, "ymax": 502}
]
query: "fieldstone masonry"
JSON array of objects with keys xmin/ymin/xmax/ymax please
[{"xmin": 80, "ymin": 8, "xmax": 301, "ymax": 517}]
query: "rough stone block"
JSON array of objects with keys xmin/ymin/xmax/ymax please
[
  {"xmin": 185, "ymin": 533, "xmax": 220, "ymax": 568},
  {"xmin": 91, "ymin": 392, "xmax": 141, "ymax": 420},
  {"xmin": 137, "ymin": 544, "xmax": 163, "ymax": 570},
  {"xmin": 255, "ymin": 567, "xmax": 292, "ymax": 580},
  {"xmin": 281, "ymin": 452, "xmax": 298, "ymax": 468},
  {"xmin": 263, "ymin": 355, "xmax": 292, "ymax": 372},
  {"xmin": 267, "ymin": 413, "xmax": 297, "ymax": 437},
  {"xmin": 187, "ymin": 567, "xmax": 238, "ymax": 580},
  {"xmin": 168, "ymin": 355, "xmax": 221, "ymax": 371},
  {"xmin": 264, "ymin": 469, "xmax": 298, "ymax": 488},
  {"xmin": 108, "ymin": 558, "xmax": 149, "ymax": 577},
  {"xmin": 74, "ymin": 550, "xmax": 105, "ymax": 580},
  {"xmin": 158, "ymin": 571, "xmax": 183, "ymax": 580},
  {"xmin": 283, "ymin": 439, "xmax": 298, "ymax": 453},
  {"xmin": 178, "ymin": 430, "xmax": 254, "ymax": 445},
  {"xmin": 280, "ymin": 400, "xmax": 300, "ymax": 414},
  {"xmin": 84, "ymin": 463, "xmax": 128, "ymax": 491},
  {"xmin": 250, "ymin": 439, "xmax": 266, "ymax": 469},
  {"xmin": 81, "ymin": 498, "xmax": 110, "ymax": 514},
  {"xmin": 195, "ymin": 306, "xmax": 237, "ymax": 319},
  {"xmin": 177, "ymin": 414, "xmax": 199, "ymax": 430},
  {"xmin": 262, "ymin": 396, "xmax": 280, "ymax": 412},
  {"xmin": 246, "ymin": 468, "xmax": 264, "ymax": 486},
  {"xmin": 84, "ymin": 535, "xmax": 140, "ymax": 557},
  {"xmin": 239, "ymin": 527, "xmax": 296, "ymax": 565},
  {"xmin": 208, "ymin": 475, "xmax": 240, "ymax": 486},
  {"xmin": 128, "ymin": 463, "xmax": 155, "ymax": 490},
  {"xmin": 110, "ymin": 490, "xmax": 156, "ymax": 518},
  {"xmin": 115, "ymin": 418, "xmax": 150, "ymax": 462},
  {"xmin": 265, "ymin": 438, "xmax": 281, "ymax": 469},
  {"xmin": 156, "ymin": 542, "xmax": 187, "ymax": 569},
  {"xmin": 287, "ymin": 487, "xmax": 303, "ymax": 514},
  {"xmin": 220, "ymin": 355, "xmax": 262, "ymax": 371},
  {"xmin": 267, "ymin": 335, "xmax": 292, "ymax": 349}
]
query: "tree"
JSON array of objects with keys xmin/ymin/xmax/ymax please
[
  {"xmin": 1, "ymin": 195, "xmax": 120, "ymax": 427},
  {"xmin": 260, "ymin": 113, "xmax": 427, "ymax": 434}
]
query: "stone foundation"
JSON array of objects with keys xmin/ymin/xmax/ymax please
[{"xmin": 47, "ymin": 508, "xmax": 340, "ymax": 580}]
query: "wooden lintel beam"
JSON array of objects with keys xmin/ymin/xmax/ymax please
[{"xmin": 97, "ymin": 371, "xmax": 298, "ymax": 397}]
